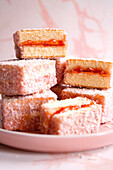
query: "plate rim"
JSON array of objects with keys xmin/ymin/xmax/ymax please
[
  {"xmin": 1, "ymin": 126, "xmax": 113, "ymax": 152},
  {"xmin": 1, "ymin": 126, "xmax": 113, "ymax": 139}
]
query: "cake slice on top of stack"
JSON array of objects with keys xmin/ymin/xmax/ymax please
[{"xmin": 13, "ymin": 29, "xmax": 67, "ymax": 59}]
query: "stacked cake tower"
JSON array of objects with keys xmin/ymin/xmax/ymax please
[
  {"xmin": 0, "ymin": 28, "xmax": 113, "ymax": 135},
  {"xmin": 0, "ymin": 29, "xmax": 67, "ymax": 131}
]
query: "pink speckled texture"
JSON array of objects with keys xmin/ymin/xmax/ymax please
[
  {"xmin": 0, "ymin": 59, "xmax": 57, "ymax": 95},
  {"xmin": 40, "ymin": 97, "xmax": 101, "ymax": 135},
  {"xmin": 2, "ymin": 90, "xmax": 57, "ymax": 131},
  {"xmin": 61, "ymin": 87, "xmax": 113, "ymax": 123},
  {"xmin": 49, "ymin": 104, "xmax": 101, "ymax": 135}
]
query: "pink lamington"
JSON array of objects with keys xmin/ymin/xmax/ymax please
[
  {"xmin": 40, "ymin": 97, "xmax": 102, "ymax": 135},
  {"xmin": 2, "ymin": 90, "xmax": 57, "ymax": 131},
  {"xmin": 61, "ymin": 87, "xmax": 113, "ymax": 123},
  {"xmin": 0, "ymin": 59, "xmax": 57, "ymax": 95}
]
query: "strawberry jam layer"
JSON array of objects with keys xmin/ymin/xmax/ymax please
[
  {"xmin": 69, "ymin": 67, "xmax": 109, "ymax": 77},
  {"xmin": 19, "ymin": 39, "xmax": 66, "ymax": 46},
  {"xmin": 44, "ymin": 101, "xmax": 95, "ymax": 134},
  {"xmin": 52, "ymin": 101, "xmax": 94, "ymax": 116}
]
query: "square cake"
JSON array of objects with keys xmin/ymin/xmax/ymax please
[
  {"xmin": 40, "ymin": 97, "xmax": 102, "ymax": 135},
  {"xmin": 0, "ymin": 59, "xmax": 57, "ymax": 95},
  {"xmin": 2, "ymin": 90, "xmax": 57, "ymax": 131}
]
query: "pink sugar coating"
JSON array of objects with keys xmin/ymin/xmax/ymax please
[
  {"xmin": 49, "ymin": 105, "xmax": 101, "ymax": 135},
  {"xmin": 0, "ymin": 59, "xmax": 57, "ymax": 96},
  {"xmin": 2, "ymin": 90, "xmax": 57, "ymax": 131},
  {"xmin": 40, "ymin": 97, "xmax": 101, "ymax": 135}
]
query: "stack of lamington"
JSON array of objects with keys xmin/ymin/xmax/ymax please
[
  {"xmin": 0, "ymin": 29, "xmax": 67, "ymax": 132},
  {"xmin": 1, "ymin": 28, "xmax": 113, "ymax": 136}
]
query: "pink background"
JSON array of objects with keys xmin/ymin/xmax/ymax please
[{"xmin": 0, "ymin": 0, "xmax": 113, "ymax": 61}]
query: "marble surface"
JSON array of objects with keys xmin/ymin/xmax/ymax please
[
  {"xmin": 0, "ymin": 0, "xmax": 113, "ymax": 61},
  {"xmin": 1, "ymin": 144, "xmax": 113, "ymax": 170}
]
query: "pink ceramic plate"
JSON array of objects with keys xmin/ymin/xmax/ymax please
[{"xmin": 1, "ymin": 122, "xmax": 113, "ymax": 152}]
